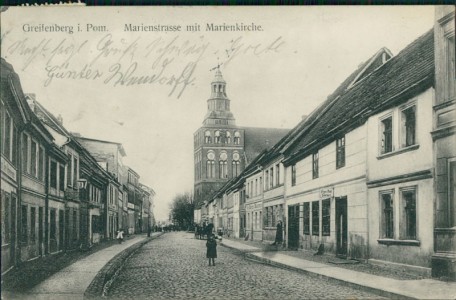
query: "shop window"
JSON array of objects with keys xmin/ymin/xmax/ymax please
[
  {"xmin": 381, "ymin": 191, "xmax": 394, "ymax": 239},
  {"xmin": 21, "ymin": 205, "xmax": 28, "ymax": 244},
  {"xmin": 381, "ymin": 116, "xmax": 393, "ymax": 154},
  {"xmin": 322, "ymin": 199, "xmax": 330, "ymax": 236},
  {"xmin": 312, "ymin": 201, "xmax": 319, "ymax": 236},
  {"xmin": 401, "ymin": 187, "xmax": 417, "ymax": 240},
  {"xmin": 30, "ymin": 207, "xmax": 36, "ymax": 244},
  {"xmin": 336, "ymin": 136, "xmax": 345, "ymax": 169},
  {"xmin": 303, "ymin": 202, "xmax": 310, "ymax": 234}
]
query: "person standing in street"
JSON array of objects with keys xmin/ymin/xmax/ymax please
[
  {"xmin": 206, "ymin": 234, "xmax": 217, "ymax": 266},
  {"xmin": 272, "ymin": 220, "xmax": 283, "ymax": 246},
  {"xmin": 116, "ymin": 229, "xmax": 124, "ymax": 244}
]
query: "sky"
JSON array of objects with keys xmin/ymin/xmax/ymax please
[{"xmin": 1, "ymin": 6, "xmax": 435, "ymax": 221}]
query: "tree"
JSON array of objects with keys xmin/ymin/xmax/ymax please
[{"xmin": 169, "ymin": 192, "xmax": 194, "ymax": 230}]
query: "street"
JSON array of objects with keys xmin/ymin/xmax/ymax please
[{"xmin": 107, "ymin": 232, "xmax": 382, "ymax": 299}]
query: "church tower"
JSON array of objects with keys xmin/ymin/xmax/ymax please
[{"xmin": 193, "ymin": 68, "xmax": 245, "ymax": 208}]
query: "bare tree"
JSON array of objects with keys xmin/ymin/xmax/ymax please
[{"xmin": 169, "ymin": 192, "xmax": 194, "ymax": 230}]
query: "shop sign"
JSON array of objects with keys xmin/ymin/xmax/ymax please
[{"xmin": 319, "ymin": 187, "xmax": 334, "ymax": 198}]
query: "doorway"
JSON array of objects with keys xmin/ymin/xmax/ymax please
[
  {"xmin": 335, "ymin": 197, "xmax": 348, "ymax": 258},
  {"xmin": 288, "ymin": 205, "xmax": 300, "ymax": 249}
]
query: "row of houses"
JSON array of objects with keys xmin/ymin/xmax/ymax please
[
  {"xmin": 1, "ymin": 58, "xmax": 156, "ymax": 275},
  {"xmin": 200, "ymin": 7, "xmax": 455, "ymax": 279}
]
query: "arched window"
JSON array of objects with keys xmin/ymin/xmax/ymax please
[
  {"xmin": 219, "ymin": 152, "xmax": 228, "ymax": 178},
  {"xmin": 226, "ymin": 131, "xmax": 231, "ymax": 144},
  {"xmin": 206, "ymin": 151, "xmax": 215, "ymax": 178},
  {"xmin": 213, "ymin": 85, "xmax": 216, "ymax": 93},
  {"xmin": 215, "ymin": 131, "xmax": 221, "ymax": 144},
  {"xmin": 205, "ymin": 131, "xmax": 212, "ymax": 143},
  {"xmin": 234, "ymin": 131, "xmax": 241, "ymax": 145}
]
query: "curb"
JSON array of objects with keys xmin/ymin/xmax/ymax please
[
  {"xmin": 245, "ymin": 253, "xmax": 415, "ymax": 300},
  {"xmin": 83, "ymin": 233, "xmax": 164, "ymax": 299}
]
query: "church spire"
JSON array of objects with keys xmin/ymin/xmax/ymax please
[{"xmin": 203, "ymin": 67, "xmax": 235, "ymax": 126}]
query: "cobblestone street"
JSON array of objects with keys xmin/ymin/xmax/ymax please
[{"xmin": 107, "ymin": 232, "xmax": 382, "ymax": 299}]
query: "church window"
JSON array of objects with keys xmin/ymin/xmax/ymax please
[
  {"xmin": 215, "ymin": 131, "xmax": 221, "ymax": 143},
  {"xmin": 226, "ymin": 131, "xmax": 231, "ymax": 144},
  {"xmin": 205, "ymin": 131, "xmax": 212, "ymax": 143},
  {"xmin": 234, "ymin": 131, "xmax": 241, "ymax": 145}
]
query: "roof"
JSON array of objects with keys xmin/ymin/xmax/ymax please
[
  {"xmin": 283, "ymin": 29, "xmax": 434, "ymax": 165},
  {"xmin": 1, "ymin": 58, "xmax": 54, "ymax": 143},
  {"xmin": 76, "ymin": 136, "xmax": 127, "ymax": 157},
  {"xmin": 242, "ymin": 127, "xmax": 290, "ymax": 164}
]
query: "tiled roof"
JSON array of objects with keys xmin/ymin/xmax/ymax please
[
  {"xmin": 283, "ymin": 29, "xmax": 434, "ymax": 164},
  {"xmin": 242, "ymin": 127, "xmax": 290, "ymax": 164}
]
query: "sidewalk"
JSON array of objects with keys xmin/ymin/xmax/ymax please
[
  {"xmin": 5, "ymin": 233, "xmax": 160, "ymax": 300},
  {"xmin": 221, "ymin": 238, "xmax": 456, "ymax": 300}
]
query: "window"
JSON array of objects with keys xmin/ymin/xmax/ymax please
[
  {"xmin": 312, "ymin": 152, "xmax": 319, "ymax": 179},
  {"xmin": 219, "ymin": 161, "xmax": 227, "ymax": 178},
  {"xmin": 73, "ymin": 210, "xmax": 77, "ymax": 240},
  {"xmin": 59, "ymin": 165, "xmax": 65, "ymax": 191},
  {"xmin": 401, "ymin": 106, "xmax": 416, "ymax": 147},
  {"xmin": 2, "ymin": 109, "xmax": 11, "ymax": 160},
  {"xmin": 401, "ymin": 187, "xmax": 417, "ymax": 240},
  {"xmin": 381, "ymin": 191, "xmax": 394, "ymax": 239},
  {"xmin": 50, "ymin": 209, "xmax": 56, "ymax": 241},
  {"xmin": 381, "ymin": 116, "xmax": 393, "ymax": 154},
  {"xmin": 30, "ymin": 207, "xmax": 36, "ymax": 244},
  {"xmin": 265, "ymin": 170, "xmax": 269, "ymax": 190},
  {"xmin": 226, "ymin": 131, "xmax": 231, "ymax": 144},
  {"xmin": 205, "ymin": 131, "xmax": 212, "ymax": 143},
  {"xmin": 50, "ymin": 161, "xmax": 58, "ymax": 189},
  {"xmin": 322, "ymin": 199, "xmax": 330, "ymax": 236},
  {"xmin": 336, "ymin": 136, "xmax": 345, "ymax": 169},
  {"xmin": 291, "ymin": 164, "xmax": 296, "ymax": 186},
  {"xmin": 38, "ymin": 147, "xmax": 44, "ymax": 181},
  {"xmin": 215, "ymin": 131, "xmax": 221, "ymax": 144},
  {"xmin": 22, "ymin": 134, "xmax": 29, "ymax": 173},
  {"xmin": 312, "ymin": 201, "xmax": 319, "ymax": 236},
  {"xmin": 73, "ymin": 157, "xmax": 78, "ymax": 187},
  {"xmin": 207, "ymin": 160, "xmax": 215, "ymax": 178},
  {"xmin": 234, "ymin": 131, "xmax": 240, "ymax": 145},
  {"xmin": 276, "ymin": 164, "xmax": 280, "ymax": 186},
  {"xmin": 67, "ymin": 154, "xmax": 73, "ymax": 187},
  {"xmin": 447, "ymin": 35, "xmax": 455, "ymax": 101},
  {"xmin": 303, "ymin": 202, "xmax": 310, "ymax": 234},
  {"xmin": 2, "ymin": 193, "xmax": 11, "ymax": 244},
  {"xmin": 232, "ymin": 161, "xmax": 240, "ymax": 177},
  {"xmin": 31, "ymin": 140, "xmax": 37, "ymax": 177},
  {"xmin": 270, "ymin": 167, "xmax": 274, "ymax": 188},
  {"xmin": 21, "ymin": 205, "xmax": 28, "ymax": 244}
]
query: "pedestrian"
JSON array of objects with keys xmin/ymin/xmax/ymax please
[
  {"xmin": 272, "ymin": 220, "xmax": 283, "ymax": 246},
  {"xmin": 116, "ymin": 228, "xmax": 124, "ymax": 244},
  {"xmin": 206, "ymin": 234, "xmax": 217, "ymax": 266}
]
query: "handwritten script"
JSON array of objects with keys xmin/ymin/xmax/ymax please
[{"xmin": 4, "ymin": 33, "xmax": 285, "ymax": 98}]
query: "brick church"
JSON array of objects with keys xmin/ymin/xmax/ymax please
[{"xmin": 193, "ymin": 68, "xmax": 289, "ymax": 208}]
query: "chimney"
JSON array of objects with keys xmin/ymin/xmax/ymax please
[{"xmin": 57, "ymin": 114, "xmax": 63, "ymax": 125}]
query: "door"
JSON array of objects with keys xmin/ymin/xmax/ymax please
[
  {"xmin": 38, "ymin": 207, "xmax": 43, "ymax": 256},
  {"xmin": 335, "ymin": 197, "xmax": 348, "ymax": 258},
  {"xmin": 287, "ymin": 205, "xmax": 300, "ymax": 249}
]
